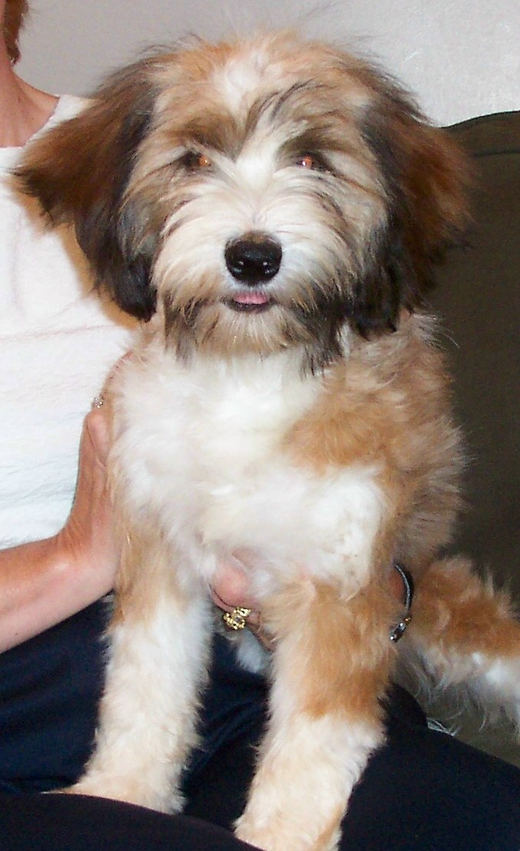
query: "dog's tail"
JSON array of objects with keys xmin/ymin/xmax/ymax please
[{"xmin": 397, "ymin": 556, "xmax": 520, "ymax": 734}]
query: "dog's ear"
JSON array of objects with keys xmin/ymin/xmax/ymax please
[
  {"xmin": 352, "ymin": 81, "xmax": 470, "ymax": 336},
  {"xmin": 16, "ymin": 62, "xmax": 160, "ymax": 320}
]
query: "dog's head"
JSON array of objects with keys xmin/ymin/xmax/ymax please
[{"xmin": 17, "ymin": 32, "xmax": 468, "ymax": 367}]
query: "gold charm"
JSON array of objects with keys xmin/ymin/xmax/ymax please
[{"xmin": 223, "ymin": 607, "xmax": 252, "ymax": 631}]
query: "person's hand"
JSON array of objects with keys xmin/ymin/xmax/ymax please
[
  {"xmin": 0, "ymin": 400, "xmax": 120, "ymax": 652},
  {"xmin": 53, "ymin": 402, "xmax": 118, "ymax": 599},
  {"xmin": 211, "ymin": 558, "xmax": 272, "ymax": 648}
]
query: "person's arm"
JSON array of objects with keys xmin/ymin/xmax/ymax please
[{"xmin": 0, "ymin": 407, "xmax": 118, "ymax": 652}]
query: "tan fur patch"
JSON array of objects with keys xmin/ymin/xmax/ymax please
[
  {"xmin": 413, "ymin": 557, "xmax": 520, "ymax": 658},
  {"xmin": 283, "ymin": 311, "xmax": 463, "ymax": 574},
  {"xmin": 110, "ymin": 498, "xmax": 188, "ymax": 627},
  {"xmin": 265, "ymin": 579, "xmax": 397, "ymax": 723}
]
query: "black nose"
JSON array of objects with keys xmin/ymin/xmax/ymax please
[{"xmin": 225, "ymin": 236, "xmax": 282, "ymax": 286}]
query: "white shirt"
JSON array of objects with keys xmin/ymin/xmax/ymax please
[{"xmin": 0, "ymin": 96, "xmax": 135, "ymax": 547}]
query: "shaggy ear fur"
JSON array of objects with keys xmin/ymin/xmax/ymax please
[
  {"xmin": 353, "ymin": 73, "xmax": 470, "ymax": 336},
  {"xmin": 16, "ymin": 60, "xmax": 160, "ymax": 320}
]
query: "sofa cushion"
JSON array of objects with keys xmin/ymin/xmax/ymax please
[{"xmin": 429, "ymin": 111, "xmax": 520, "ymax": 595}]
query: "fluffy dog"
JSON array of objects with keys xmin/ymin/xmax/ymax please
[{"xmin": 18, "ymin": 31, "xmax": 520, "ymax": 851}]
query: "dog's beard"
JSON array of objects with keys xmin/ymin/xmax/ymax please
[
  {"xmin": 160, "ymin": 283, "xmax": 353, "ymax": 370},
  {"xmin": 156, "ymin": 243, "xmax": 360, "ymax": 369}
]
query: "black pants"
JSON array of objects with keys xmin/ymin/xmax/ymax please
[{"xmin": 1, "ymin": 601, "xmax": 520, "ymax": 850}]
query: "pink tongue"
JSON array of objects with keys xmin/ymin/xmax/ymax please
[{"xmin": 233, "ymin": 291, "xmax": 270, "ymax": 305}]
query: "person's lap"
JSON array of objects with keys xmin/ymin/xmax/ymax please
[
  {"xmin": 1, "ymin": 600, "xmax": 520, "ymax": 850},
  {"xmin": 184, "ymin": 687, "xmax": 520, "ymax": 850},
  {"xmin": 0, "ymin": 601, "xmax": 108, "ymax": 793}
]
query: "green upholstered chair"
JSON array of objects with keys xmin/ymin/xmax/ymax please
[
  {"xmin": 427, "ymin": 111, "xmax": 519, "ymax": 765},
  {"xmin": 431, "ymin": 111, "xmax": 520, "ymax": 598}
]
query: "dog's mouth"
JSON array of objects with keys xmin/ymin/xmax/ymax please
[{"xmin": 225, "ymin": 290, "xmax": 275, "ymax": 313}]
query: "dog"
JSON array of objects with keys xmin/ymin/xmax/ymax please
[{"xmin": 18, "ymin": 31, "xmax": 520, "ymax": 851}]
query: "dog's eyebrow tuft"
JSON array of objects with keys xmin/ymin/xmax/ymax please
[
  {"xmin": 172, "ymin": 112, "xmax": 242, "ymax": 159},
  {"xmin": 271, "ymin": 81, "xmax": 328, "ymax": 117},
  {"xmin": 244, "ymin": 81, "xmax": 326, "ymax": 135},
  {"xmin": 279, "ymin": 129, "xmax": 345, "ymax": 170}
]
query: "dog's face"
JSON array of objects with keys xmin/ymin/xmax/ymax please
[{"xmin": 18, "ymin": 32, "xmax": 468, "ymax": 367}]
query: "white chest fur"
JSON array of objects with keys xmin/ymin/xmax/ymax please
[{"xmin": 112, "ymin": 345, "xmax": 385, "ymax": 598}]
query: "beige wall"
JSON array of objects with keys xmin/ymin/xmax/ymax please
[{"xmin": 18, "ymin": 0, "xmax": 520, "ymax": 125}]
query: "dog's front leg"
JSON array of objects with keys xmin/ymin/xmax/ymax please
[
  {"xmin": 235, "ymin": 579, "xmax": 396, "ymax": 851},
  {"xmin": 68, "ymin": 537, "xmax": 212, "ymax": 813}
]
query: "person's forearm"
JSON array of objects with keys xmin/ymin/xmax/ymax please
[
  {"xmin": 0, "ymin": 408, "xmax": 120, "ymax": 653},
  {"xmin": 0, "ymin": 536, "xmax": 107, "ymax": 653}
]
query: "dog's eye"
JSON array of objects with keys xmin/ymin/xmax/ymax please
[
  {"xmin": 295, "ymin": 154, "xmax": 316, "ymax": 169},
  {"xmin": 181, "ymin": 151, "xmax": 213, "ymax": 170},
  {"xmin": 294, "ymin": 153, "xmax": 328, "ymax": 172}
]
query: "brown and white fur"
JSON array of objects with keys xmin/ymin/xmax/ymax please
[{"xmin": 18, "ymin": 32, "xmax": 520, "ymax": 851}]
